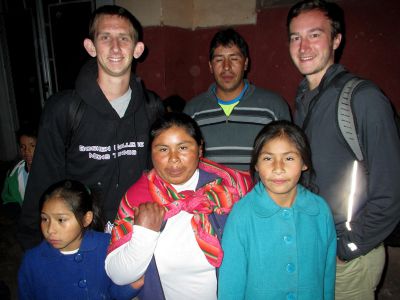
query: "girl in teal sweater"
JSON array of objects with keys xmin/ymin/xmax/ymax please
[{"xmin": 219, "ymin": 120, "xmax": 336, "ymax": 299}]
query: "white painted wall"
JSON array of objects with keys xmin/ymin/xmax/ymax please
[{"xmin": 116, "ymin": 0, "xmax": 256, "ymax": 29}]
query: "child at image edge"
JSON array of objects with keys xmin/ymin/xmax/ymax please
[
  {"xmin": 18, "ymin": 180, "xmax": 137, "ymax": 300},
  {"xmin": 1, "ymin": 124, "xmax": 37, "ymax": 218},
  {"xmin": 218, "ymin": 120, "xmax": 336, "ymax": 300}
]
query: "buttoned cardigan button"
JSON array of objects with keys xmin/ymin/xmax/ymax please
[
  {"xmin": 286, "ymin": 263, "xmax": 296, "ymax": 273},
  {"xmin": 78, "ymin": 279, "xmax": 87, "ymax": 288},
  {"xmin": 74, "ymin": 253, "xmax": 83, "ymax": 262},
  {"xmin": 282, "ymin": 209, "xmax": 291, "ymax": 218},
  {"xmin": 283, "ymin": 235, "xmax": 293, "ymax": 244}
]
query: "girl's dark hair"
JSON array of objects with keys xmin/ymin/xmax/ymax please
[
  {"xmin": 250, "ymin": 120, "xmax": 316, "ymax": 191},
  {"xmin": 40, "ymin": 180, "xmax": 105, "ymax": 232},
  {"xmin": 150, "ymin": 112, "xmax": 203, "ymax": 147}
]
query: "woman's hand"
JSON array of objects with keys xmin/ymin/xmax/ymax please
[
  {"xmin": 130, "ymin": 275, "xmax": 145, "ymax": 289},
  {"xmin": 134, "ymin": 202, "xmax": 165, "ymax": 232}
]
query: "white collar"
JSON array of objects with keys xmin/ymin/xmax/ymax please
[{"xmin": 171, "ymin": 169, "xmax": 199, "ymax": 192}]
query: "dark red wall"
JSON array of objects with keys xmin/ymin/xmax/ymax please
[{"xmin": 136, "ymin": 0, "xmax": 400, "ymax": 112}]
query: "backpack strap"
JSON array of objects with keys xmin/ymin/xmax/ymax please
[
  {"xmin": 65, "ymin": 92, "xmax": 85, "ymax": 151},
  {"xmin": 337, "ymin": 77, "xmax": 366, "ymax": 162},
  {"xmin": 138, "ymin": 78, "xmax": 164, "ymax": 125}
]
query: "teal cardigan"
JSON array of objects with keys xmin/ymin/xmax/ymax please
[{"xmin": 218, "ymin": 182, "xmax": 336, "ymax": 300}]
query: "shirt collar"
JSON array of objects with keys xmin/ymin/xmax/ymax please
[
  {"xmin": 40, "ymin": 230, "xmax": 99, "ymax": 258},
  {"xmin": 298, "ymin": 63, "xmax": 346, "ymax": 94},
  {"xmin": 251, "ymin": 182, "xmax": 320, "ymax": 217}
]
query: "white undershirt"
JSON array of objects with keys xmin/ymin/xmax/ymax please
[
  {"xmin": 60, "ymin": 248, "xmax": 79, "ymax": 255},
  {"xmin": 105, "ymin": 169, "xmax": 217, "ymax": 300},
  {"xmin": 109, "ymin": 87, "xmax": 131, "ymax": 117}
]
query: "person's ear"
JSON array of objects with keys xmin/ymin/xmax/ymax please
[
  {"xmin": 333, "ymin": 33, "xmax": 342, "ymax": 50},
  {"xmin": 244, "ymin": 57, "xmax": 249, "ymax": 71},
  {"xmin": 133, "ymin": 42, "xmax": 145, "ymax": 59},
  {"xmin": 209, "ymin": 61, "xmax": 214, "ymax": 74},
  {"xmin": 82, "ymin": 211, "xmax": 93, "ymax": 228},
  {"xmin": 302, "ymin": 164, "xmax": 308, "ymax": 171},
  {"xmin": 199, "ymin": 141, "xmax": 204, "ymax": 158},
  {"xmin": 84, "ymin": 39, "xmax": 97, "ymax": 58}
]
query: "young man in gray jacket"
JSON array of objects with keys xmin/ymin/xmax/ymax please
[{"xmin": 287, "ymin": 1, "xmax": 400, "ymax": 298}]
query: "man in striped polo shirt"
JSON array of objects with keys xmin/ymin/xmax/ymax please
[{"xmin": 184, "ymin": 28, "xmax": 291, "ymax": 170}]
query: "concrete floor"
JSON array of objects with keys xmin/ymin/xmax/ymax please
[{"xmin": 0, "ymin": 208, "xmax": 399, "ymax": 299}]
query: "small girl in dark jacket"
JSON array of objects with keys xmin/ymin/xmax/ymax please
[{"xmin": 18, "ymin": 179, "xmax": 137, "ymax": 300}]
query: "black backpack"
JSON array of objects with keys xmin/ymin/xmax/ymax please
[{"xmin": 336, "ymin": 76, "xmax": 400, "ymax": 247}]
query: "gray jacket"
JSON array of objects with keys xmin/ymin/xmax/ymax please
[{"xmin": 295, "ymin": 64, "xmax": 400, "ymax": 260}]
